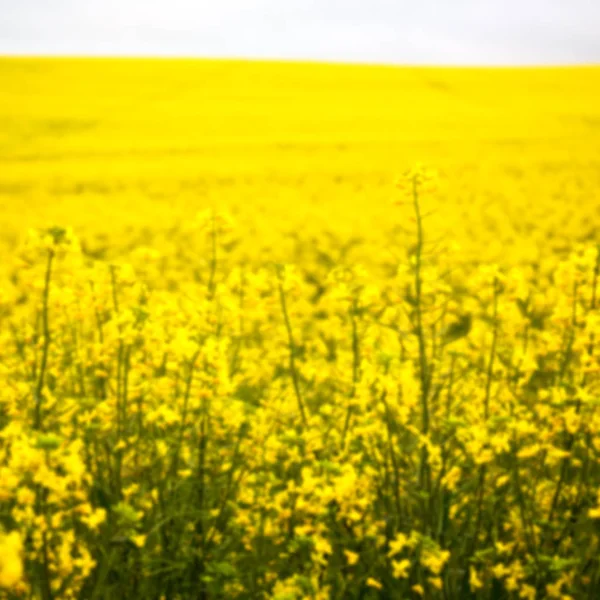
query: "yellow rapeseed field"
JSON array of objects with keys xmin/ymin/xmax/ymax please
[{"xmin": 1, "ymin": 58, "xmax": 600, "ymax": 599}]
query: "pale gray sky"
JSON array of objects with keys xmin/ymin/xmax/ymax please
[{"xmin": 1, "ymin": 0, "xmax": 599, "ymax": 65}]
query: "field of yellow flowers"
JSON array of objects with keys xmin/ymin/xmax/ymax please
[{"xmin": 1, "ymin": 58, "xmax": 600, "ymax": 599}]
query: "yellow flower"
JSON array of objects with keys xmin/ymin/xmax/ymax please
[
  {"xmin": 387, "ymin": 532, "xmax": 408, "ymax": 558},
  {"xmin": 83, "ymin": 508, "xmax": 107, "ymax": 531},
  {"xmin": 517, "ymin": 444, "xmax": 542, "ymax": 459},
  {"xmin": 496, "ymin": 475, "xmax": 510, "ymax": 488},
  {"xmin": 344, "ymin": 550, "xmax": 359, "ymax": 566},
  {"xmin": 429, "ymin": 577, "xmax": 443, "ymax": 590},
  {"xmin": 564, "ymin": 408, "xmax": 580, "ymax": 435},
  {"xmin": 392, "ymin": 559, "xmax": 410, "ymax": 579},
  {"xmin": 132, "ymin": 534, "xmax": 147, "ymax": 548},
  {"xmin": 16, "ymin": 487, "xmax": 36, "ymax": 506},
  {"xmin": 313, "ymin": 537, "xmax": 332, "ymax": 556},
  {"xmin": 366, "ymin": 578, "xmax": 382, "ymax": 590},
  {"xmin": 0, "ymin": 531, "xmax": 24, "ymax": 588},
  {"xmin": 475, "ymin": 449, "xmax": 495, "ymax": 465},
  {"xmin": 412, "ymin": 584, "xmax": 425, "ymax": 596},
  {"xmin": 470, "ymin": 567, "xmax": 483, "ymax": 591},
  {"xmin": 495, "ymin": 541, "xmax": 514, "ymax": 555},
  {"xmin": 546, "ymin": 578, "xmax": 567, "ymax": 598},
  {"xmin": 115, "ymin": 440, "xmax": 127, "ymax": 451},
  {"xmin": 421, "ymin": 549, "xmax": 450, "ymax": 576},
  {"xmin": 492, "ymin": 563, "xmax": 508, "ymax": 579},
  {"xmin": 519, "ymin": 584, "xmax": 537, "ymax": 600},
  {"xmin": 441, "ymin": 466, "xmax": 461, "ymax": 491},
  {"xmin": 490, "ymin": 433, "xmax": 511, "ymax": 454}
]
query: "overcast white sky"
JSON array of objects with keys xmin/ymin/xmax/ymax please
[{"xmin": 1, "ymin": 0, "xmax": 599, "ymax": 65}]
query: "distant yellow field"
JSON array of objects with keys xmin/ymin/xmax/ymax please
[{"xmin": 1, "ymin": 59, "xmax": 599, "ymax": 264}]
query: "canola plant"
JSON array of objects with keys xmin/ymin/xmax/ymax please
[{"xmin": 1, "ymin": 59, "xmax": 600, "ymax": 599}]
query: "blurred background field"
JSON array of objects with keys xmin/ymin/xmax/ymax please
[{"xmin": 1, "ymin": 59, "xmax": 600, "ymax": 265}]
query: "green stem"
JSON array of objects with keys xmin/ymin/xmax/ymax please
[
  {"xmin": 34, "ymin": 248, "xmax": 54, "ymax": 430},
  {"xmin": 170, "ymin": 352, "xmax": 199, "ymax": 477},
  {"xmin": 412, "ymin": 178, "xmax": 432, "ymax": 528},
  {"xmin": 278, "ymin": 276, "xmax": 308, "ymax": 428},
  {"xmin": 342, "ymin": 298, "xmax": 360, "ymax": 445},
  {"xmin": 208, "ymin": 210, "xmax": 218, "ymax": 299}
]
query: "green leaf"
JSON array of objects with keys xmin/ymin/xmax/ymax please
[
  {"xmin": 208, "ymin": 561, "xmax": 237, "ymax": 578},
  {"xmin": 113, "ymin": 502, "xmax": 140, "ymax": 525},
  {"xmin": 443, "ymin": 313, "xmax": 472, "ymax": 344},
  {"xmin": 35, "ymin": 433, "xmax": 62, "ymax": 450}
]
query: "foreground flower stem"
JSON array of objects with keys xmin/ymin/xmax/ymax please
[
  {"xmin": 342, "ymin": 297, "xmax": 360, "ymax": 446},
  {"xmin": 34, "ymin": 248, "xmax": 54, "ymax": 431},
  {"xmin": 412, "ymin": 178, "xmax": 432, "ymax": 527},
  {"xmin": 278, "ymin": 274, "xmax": 308, "ymax": 428}
]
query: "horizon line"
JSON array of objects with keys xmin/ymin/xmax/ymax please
[{"xmin": 1, "ymin": 53, "xmax": 599, "ymax": 69}]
